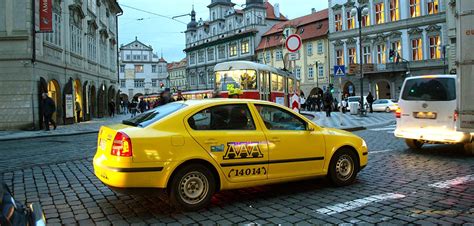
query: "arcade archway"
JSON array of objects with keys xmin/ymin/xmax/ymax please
[
  {"xmin": 375, "ymin": 80, "xmax": 391, "ymax": 99},
  {"xmin": 309, "ymin": 87, "xmax": 324, "ymax": 98},
  {"xmin": 90, "ymin": 85, "xmax": 97, "ymax": 118},
  {"xmin": 48, "ymin": 79, "xmax": 61, "ymax": 123},
  {"xmin": 74, "ymin": 79, "xmax": 83, "ymax": 122},
  {"xmin": 343, "ymin": 81, "xmax": 356, "ymax": 97},
  {"xmin": 97, "ymin": 84, "xmax": 106, "ymax": 118}
]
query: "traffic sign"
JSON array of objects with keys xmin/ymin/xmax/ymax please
[
  {"xmin": 286, "ymin": 34, "xmax": 302, "ymax": 53},
  {"xmin": 334, "ymin": 65, "xmax": 346, "ymax": 77},
  {"xmin": 288, "ymin": 52, "xmax": 300, "ymax": 61}
]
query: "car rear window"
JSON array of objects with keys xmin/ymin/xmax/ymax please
[
  {"xmin": 122, "ymin": 103, "xmax": 187, "ymax": 127},
  {"xmin": 401, "ymin": 78, "xmax": 456, "ymax": 101}
]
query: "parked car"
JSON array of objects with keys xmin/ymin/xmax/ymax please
[
  {"xmin": 94, "ymin": 99, "xmax": 368, "ymax": 210},
  {"xmin": 372, "ymin": 99, "xmax": 398, "ymax": 112},
  {"xmin": 346, "ymin": 96, "xmax": 368, "ymax": 111},
  {"xmin": 394, "ymin": 75, "xmax": 473, "ymax": 152}
]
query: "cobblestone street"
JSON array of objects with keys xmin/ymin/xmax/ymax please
[{"xmin": 1, "ymin": 123, "xmax": 473, "ymax": 225}]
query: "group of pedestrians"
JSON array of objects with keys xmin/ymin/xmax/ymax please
[{"xmin": 300, "ymin": 91, "xmax": 337, "ymax": 117}]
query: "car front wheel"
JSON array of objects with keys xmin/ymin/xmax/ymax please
[
  {"xmin": 169, "ymin": 164, "xmax": 216, "ymax": 211},
  {"xmin": 385, "ymin": 107, "xmax": 391, "ymax": 113},
  {"xmin": 328, "ymin": 149, "xmax": 358, "ymax": 186},
  {"xmin": 405, "ymin": 139, "xmax": 423, "ymax": 149}
]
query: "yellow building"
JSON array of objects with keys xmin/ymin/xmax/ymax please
[{"xmin": 256, "ymin": 9, "xmax": 330, "ymax": 98}]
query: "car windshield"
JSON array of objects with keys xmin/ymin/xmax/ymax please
[
  {"xmin": 122, "ymin": 103, "xmax": 187, "ymax": 127},
  {"xmin": 401, "ymin": 78, "xmax": 456, "ymax": 101}
]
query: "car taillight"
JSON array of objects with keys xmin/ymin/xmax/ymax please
[
  {"xmin": 454, "ymin": 110, "xmax": 458, "ymax": 122},
  {"xmin": 395, "ymin": 107, "xmax": 401, "ymax": 118},
  {"xmin": 111, "ymin": 132, "xmax": 133, "ymax": 157}
]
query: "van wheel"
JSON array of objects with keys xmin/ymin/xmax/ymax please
[
  {"xmin": 405, "ymin": 139, "xmax": 423, "ymax": 149},
  {"xmin": 464, "ymin": 142, "xmax": 474, "ymax": 155},
  {"xmin": 385, "ymin": 107, "xmax": 391, "ymax": 113},
  {"xmin": 328, "ymin": 149, "xmax": 359, "ymax": 186},
  {"xmin": 169, "ymin": 164, "xmax": 215, "ymax": 211}
]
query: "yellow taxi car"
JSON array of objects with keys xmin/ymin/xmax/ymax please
[{"xmin": 93, "ymin": 99, "xmax": 368, "ymax": 210}]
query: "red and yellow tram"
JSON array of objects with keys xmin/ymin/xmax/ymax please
[{"xmin": 214, "ymin": 61, "xmax": 299, "ymax": 107}]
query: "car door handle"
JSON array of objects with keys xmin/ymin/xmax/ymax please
[
  {"xmin": 269, "ymin": 137, "xmax": 280, "ymax": 143},
  {"xmin": 204, "ymin": 139, "xmax": 217, "ymax": 145}
]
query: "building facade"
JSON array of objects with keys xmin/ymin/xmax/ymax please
[
  {"xmin": 256, "ymin": 9, "xmax": 330, "ymax": 98},
  {"xmin": 184, "ymin": 0, "xmax": 287, "ymax": 91},
  {"xmin": 118, "ymin": 38, "xmax": 168, "ymax": 100},
  {"xmin": 328, "ymin": 0, "xmax": 448, "ymax": 100},
  {"xmin": 168, "ymin": 58, "xmax": 188, "ymax": 92},
  {"xmin": 0, "ymin": 0, "xmax": 122, "ymax": 130}
]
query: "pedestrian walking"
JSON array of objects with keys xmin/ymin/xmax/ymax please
[
  {"xmin": 176, "ymin": 90, "xmax": 187, "ymax": 101},
  {"xmin": 108, "ymin": 99, "xmax": 116, "ymax": 117},
  {"xmin": 341, "ymin": 95, "xmax": 348, "ymax": 114},
  {"xmin": 300, "ymin": 95, "xmax": 306, "ymax": 111},
  {"xmin": 367, "ymin": 92, "xmax": 374, "ymax": 113},
  {"xmin": 316, "ymin": 95, "xmax": 322, "ymax": 112},
  {"xmin": 129, "ymin": 98, "xmax": 138, "ymax": 117},
  {"xmin": 42, "ymin": 93, "xmax": 57, "ymax": 131},
  {"xmin": 158, "ymin": 88, "xmax": 175, "ymax": 106},
  {"xmin": 323, "ymin": 90, "xmax": 333, "ymax": 117},
  {"xmin": 138, "ymin": 98, "xmax": 147, "ymax": 113},
  {"xmin": 75, "ymin": 101, "xmax": 81, "ymax": 123}
]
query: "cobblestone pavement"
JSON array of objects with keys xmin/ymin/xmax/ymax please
[{"xmin": 1, "ymin": 125, "xmax": 473, "ymax": 225}]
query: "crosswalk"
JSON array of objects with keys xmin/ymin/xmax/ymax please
[
  {"xmin": 309, "ymin": 112, "xmax": 396, "ymax": 129},
  {"xmin": 369, "ymin": 124, "xmax": 396, "ymax": 134}
]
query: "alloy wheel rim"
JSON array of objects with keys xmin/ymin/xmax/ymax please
[
  {"xmin": 335, "ymin": 155, "xmax": 354, "ymax": 181},
  {"xmin": 179, "ymin": 171, "xmax": 209, "ymax": 205}
]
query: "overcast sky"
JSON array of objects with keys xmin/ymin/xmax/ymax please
[{"xmin": 117, "ymin": 0, "xmax": 328, "ymax": 62}]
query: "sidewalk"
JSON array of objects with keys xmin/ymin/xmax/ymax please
[
  {"xmin": 0, "ymin": 114, "xmax": 130, "ymax": 141},
  {"xmin": 302, "ymin": 111, "xmax": 396, "ymax": 131}
]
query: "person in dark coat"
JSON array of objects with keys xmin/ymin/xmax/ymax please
[
  {"xmin": 176, "ymin": 90, "xmax": 187, "ymax": 101},
  {"xmin": 158, "ymin": 88, "xmax": 175, "ymax": 106},
  {"xmin": 129, "ymin": 98, "xmax": 138, "ymax": 117},
  {"xmin": 75, "ymin": 101, "xmax": 81, "ymax": 123},
  {"xmin": 42, "ymin": 93, "xmax": 57, "ymax": 131},
  {"xmin": 138, "ymin": 97, "xmax": 147, "ymax": 113},
  {"xmin": 323, "ymin": 90, "xmax": 333, "ymax": 117},
  {"xmin": 108, "ymin": 99, "xmax": 116, "ymax": 117},
  {"xmin": 316, "ymin": 95, "xmax": 322, "ymax": 112},
  {"xmin": 367, "ymin": 92, "xmax": 374, "ymax": 113}
]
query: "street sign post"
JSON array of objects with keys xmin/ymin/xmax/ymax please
[
  {"xmin": 334, "ymin": 65, "xmax": 346, "ymax": 77},
  {"xmin": 333, "ymin": 65, "xmax": 346, "ymax": 126}
]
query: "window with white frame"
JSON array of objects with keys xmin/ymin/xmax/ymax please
[
  {"xmin": 410, "ymin": 0, "xmax": 421, "ymax": 17},
  {"xmin": 87, "ymin": 31, "xmax": 97, "ymax": 62},
  {"xmin": 389, "ymin": 0, "xmax": 399, "ymax": 21},
  {"xmin": 120, "ymin": 65, "xmax": 125, "ymax": 72},
  {"xmin": 307, "ymin": 43, "xmax": 313, "ymax": 55},
  {"xmin": 336, "ymin": 49, "xmax": 344, "ymax": 65},
  {"xmin": 318, "ymin": 65, "xmax": 324, "ymax": 77},
  {"xmin": 70, "ymin": 24, "xmax": 82, "ymax": 55},
  {"xmin": 317, "ymin": 42, "xmax": 323, "ymax": 54},
  {"xmin": 377, "ymin": 44, "xmax": 386, "ymax": 64},
  {"xmin": 265, "ymin": 52, "xmax": 271, "ymax": 63},
  {"xmin": 390, "ymin": 40, "xmax": 401, "ymax": 60},
  {"xmin": 134, "ymin": 65, "xmax": 144, "ymax": 73},
  {"xmin": 152, "ymin": 79, "xmax": 157, "ymax": 87},
  {"xmin": 241, "ymin": 39, "xmax": 249, "ymax": 54},
  {"xmin": 375, "ymin": 2, "xmax": 385, "ymax": 24},
  {"xmin": 152, "ymin": 65, "xmax": 157, "ymax": 73},
  {"xmin": 143, "ymin": 55, "xmax": 148, "ymax": 61},
  {"xmin": 363, "ymin": 46, "xmax": 372, "ymax": 63},
  {"xmin": 362, "ymin": 14, "xmax": 370, "ymax": 27},
  {"xmin": 45, "ymin": 12, "xmax": 62, "ymax": 46},
  {"xmin": 207, "ymin": 48, "xmax": 215, "ymax": 61},
  {"xmin": 411, "ymin": 38, "xmax": 422, "ymax": 60},
  {"xmin": 100, "ymin": 37, "xmax": 107, "ymax": 65},
  {"xmin": 346, "ymin": 10, "xmax": 355, "ymax": 29},
  {"xmin": 258, "ymin": 53, "xmax": 264, "ymax": 63},
  {"xmin": 348, "ymin": 47, "xmax": 357, "ymax": 64},
  {"xmin": 126, "ymin": 54, "xmax": 131, "ymax": 60},
  {"xmin": 276, "ymin": 50, "xmax": 283, "ymax": 61},
  {"xmin": 308, "ymin": 66, "xmax": 314, "ymax": 79},
  {"xmin": 295, "ymin": 68, "xmax": 301, "ymax": 79},
  {"xmin": 218, "ymin": 45, "xmax": 226, "ymax": 59},
  {"xmin": 429, "ymin": 35, "xmax": 441, "ymax": 59},
  {"xmin": 189, "ymin": 53, "xmax": 196, "ymax": 64},
  {"xmin": 134, "ymin": 79, "xmax": 144, "ymax": 88},
  {"xmin": 198, "ymin": 50, "xmax": 205, "ymax": 63},
  {"xmin": 334, "ymin": 13, "xmax": 342, "ymax": 31},
  {"xmin": 229, "ymin": 43, "xmax": 238, "ymax": 57},
  {"xmin": 120, "ymin": 79, "xmax": 125, "ymax": 88},
  {"xmin": 428, "ymin": 0, "xmax": 439, "ymax": 15}
]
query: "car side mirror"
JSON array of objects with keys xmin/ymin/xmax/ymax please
[{"xmin": 307, "ymin": 125, "xmax": 315, "ymax": 132}]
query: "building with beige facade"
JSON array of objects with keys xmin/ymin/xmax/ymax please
[
  {"xmin": 168, "ymin": 58, "xmax": 188, "ymax": 92},
  {"xmin": 0, "ymin": 0, "xmax": 122, "ymax": 130},
  {"xmin": 256, "ymin": 9, "xmax": 330, "ymax": 97}
]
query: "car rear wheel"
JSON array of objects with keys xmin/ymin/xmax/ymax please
[
  {"xmin": 385, "ymin": 107, "xmax": 391, "ymax": 113},
  {"xmin": 464, "ymin": 142, "xmax": 474, "ymax": 155},
  {"xmin": 405, "ymin": 139, "xmax": 423, "ymax": 149},
  {"xmin": 328, "ymin": 149, "xmax": 358, "ymax": 186},
  {"xmin": 169, "ymin": 164, "xmax": 216, "ymax": 211}
]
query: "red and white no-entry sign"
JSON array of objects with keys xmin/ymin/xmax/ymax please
[{"xmin": 286, "ymin": 34, "xmax": 302, "ymax": 52}]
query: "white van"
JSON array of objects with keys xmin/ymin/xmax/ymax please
[{"xmin": 394, "ymin": 75, "xmax": 473, "ymax": 152}]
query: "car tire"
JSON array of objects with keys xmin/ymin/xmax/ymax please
[
  {"xmin": 385, "ymin": 107, "xmax": 391, "ymax": 113},
  {"xmin": 169, "ymin": 164, "xmax": 216, "ymax": 211},
  {"xmin": 405, "ymin": 139, "xmax": 423, "ymax": 149},
  {"xmin": 328, "ymin": 149, "xmax": 359, "ymax": 186},
  {"xmin": 464, "ymin": 142, "xmax": 474, "ymax": 155}
]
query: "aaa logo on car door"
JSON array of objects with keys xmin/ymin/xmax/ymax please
[{"xmin": 223, "ymin": 142, "xmax": 264, "ymax": 160}]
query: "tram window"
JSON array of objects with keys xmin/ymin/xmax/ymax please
[
  {"xmin": 216, "ymin": 70, "xmax": 257, "ymax": 91},
  {"xmin": 271, "ymin": 73, "xmax": 284, "ymax": 92}
]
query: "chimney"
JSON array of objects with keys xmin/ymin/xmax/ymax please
[
  {"xmin": 311, "ymin": 8, "xmax": 316, "ymax": 13},
  {"xmin": 274, "ymin": 3, "xmax": 280, "ymax": 18}
]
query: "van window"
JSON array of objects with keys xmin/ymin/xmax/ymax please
[{"xmin": 401, "ymin": 78, "xmax": 456, "ymax": 101}]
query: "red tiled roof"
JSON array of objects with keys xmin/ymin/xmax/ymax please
[
  {"xmin": 265, "ymin": 2, "xmax": 287, "ymax": 21},
  {"xmin": 158, "ymin": 57, "xmax": 167, "ymax": 63},
  {"xmin": 168, "ymin": 58, "xmax": 187, "ymax": 70},
  {"xmin": 256, "ymin": 9, "xmax": 328, "ymax": 51}
]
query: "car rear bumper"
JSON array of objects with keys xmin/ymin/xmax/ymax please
[
  {"xmin": 394, "ymin": 128, "xmax": 472, "ymax": 143},
  {"xmin": 93, "ymin": 158, "xmax": 168, "ymax": 188}
]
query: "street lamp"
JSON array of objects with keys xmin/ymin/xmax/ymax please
[{"xmin": 351, "ymin": 5, "xmax": 369, "ymax": 117}]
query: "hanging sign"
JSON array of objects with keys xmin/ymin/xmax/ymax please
[{"xmin": 39, "ymin": 0, "xmax": 53, "ymax": 32}]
